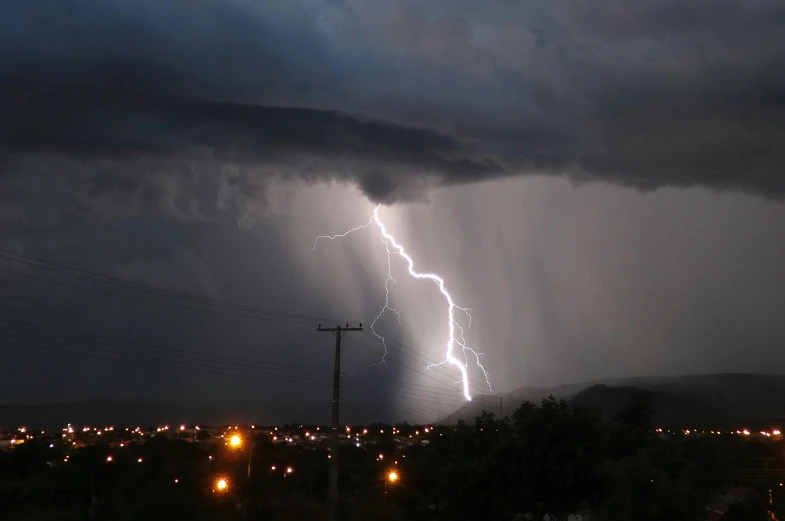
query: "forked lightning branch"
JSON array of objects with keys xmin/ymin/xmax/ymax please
[{"xmin": 311, "ymin": 205, "xmax": 493, "ymax": 401}]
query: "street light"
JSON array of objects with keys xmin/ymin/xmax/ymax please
[
  {"xmin": 229, "ymin": 434, "xmax": 242, "ymax": 448},
  {"xmin": 214, "ymin": 477, "xmax": 229, "ymax": 493},
  {"xmin": 385, "ymin": 470, "xmax": 399, "ymax": 505}
]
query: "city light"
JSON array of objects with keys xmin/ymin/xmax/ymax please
[
  {"xmin": 387, "ymin": 470, "xmax": 399, "ymax": 483},
  {"xmin": 180, "ymin": 425, "xmax": 186, "ymax": 431},
  {"xmin": 286, "ymin": 466, "xmax": 293, "ymax": 474},
  {"xmin": 229, "ymin": 434, "xmax": 242, "ymax": 448},
  {"xmin": 271, "ymin": 465, "xmax": 276, "ymax": 471},
  {"xmin": 106, "ymin": 456, "xmax": 113, "ymax": 462},
  {"xmin": 138, "ymin": 458, "xmax": 143, "ymax": 463},
  {"xmin": 214, "ymin": 478, "xmax": 229, "ymax": 492}
]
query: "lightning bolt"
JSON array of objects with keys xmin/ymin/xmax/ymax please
[
  {"xmin": 311, "ymin": 205, "xmax": 493, "ymax": 401},
  {"xmin": 310, "ymin": 214, "xmax": 375, "ymax": 252}
]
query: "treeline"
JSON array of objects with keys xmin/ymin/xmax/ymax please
[{"xmin": 400, "ymin": 394, "xmax": 785, "ymax": 521}]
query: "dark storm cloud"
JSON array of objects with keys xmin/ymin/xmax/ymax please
[
  {"xmin": 0, "ymin": 82, "xmax": 499, "ymax": 222},
  {"xmin": 1, "ymin": 0, "xmax": 785, "ymax": 218}
]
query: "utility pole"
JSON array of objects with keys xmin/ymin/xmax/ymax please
[
  {"xmin": 499, "ymin": 396, "xmax": 503, "ymax": 417},
  {"xmin": 318, "ymin": 323, "xmax": 362, "ymax": 521}
]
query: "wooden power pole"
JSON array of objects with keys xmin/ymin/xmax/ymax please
[{"xmin": 318, "ymin": 323, "xmax": 362, "ymax": 521}]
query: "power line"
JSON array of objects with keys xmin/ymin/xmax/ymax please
[
  {"xmin": 0, "ymin": 319, "xmax": 450, "ymax": 421},
  {"xmin": 0, "ymin": 335, "xmax": 337, "ymax": 386},
  {"xmin": 0, "ymin": 250, "xmax": 492, "ymax": 393},
  {"xmin": 0, "ymin": 267, "xmax": 319, "ymax": 325},
  {"xmin": 0, "ymin": 249, "xmax": 354, "ymax": 325},
  {"xmin": 359, "ymin": 330, "xmax": 494, "ymax": 395},
  {"xmin": 0, "ymin": 250, "xmax": 494, "ymax": 395},
  {"xmin": 343, "ymin": 336, "xmax": 491, "ymax": 399},
  {"xmin": 0, "ymin": 252, "xmax": 504, "ymax": 415},
  {"xmin": 0, "ymin": 318, "xmax": 335, "ymax": 377}
]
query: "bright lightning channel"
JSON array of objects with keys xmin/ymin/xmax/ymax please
[{"xmin": 311, "ymin": 205, "xmax": 493, "ymax": 401}]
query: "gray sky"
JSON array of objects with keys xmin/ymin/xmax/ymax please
[{"xmin": 1, "ymin": 0, "xmax": 784, "ymax": 423}]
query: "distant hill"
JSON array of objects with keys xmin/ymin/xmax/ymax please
[
  {"xmin": 569, "ymin": 384, "xmax": 719, "ymax": 425},
  {"xmin": 442, "ymin": 374, "xmax": 785, "ymax": 427}
]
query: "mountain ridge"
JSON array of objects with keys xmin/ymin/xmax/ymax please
[{"xmin": 442, "ymin": 373, "xmax": 785, "ymax": 426}]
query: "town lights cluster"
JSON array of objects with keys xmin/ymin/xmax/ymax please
[{"xmin": 653, "ymin": 427, "xmax": 782, "ymax": 437}]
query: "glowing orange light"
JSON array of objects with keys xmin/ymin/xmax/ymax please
[
  {"xmin": 229, "ymin": 434, "xmax": 242, "ymax": 448},
  {"xmin": 387, "ymin": 470, "xmax": 399, "ymax": 483},
  {"xmin": 215, "ymin": 478, "xmax": 228, "ymax": 492}
]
